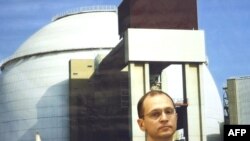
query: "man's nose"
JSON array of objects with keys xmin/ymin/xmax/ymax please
[{"xmin": 159, "ymin": 112, "xmax": 169, "ymax": 121}]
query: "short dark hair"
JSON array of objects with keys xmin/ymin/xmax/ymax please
[{"xmin": 137, "ymin": 90, "xmax": 175, "ymax": 118}]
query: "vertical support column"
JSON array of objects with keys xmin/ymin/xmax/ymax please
[
  {"xmin": 128, "ymin": 62, "xmax": 150, "ymax": 141},
  {"xmin": 184, "ymin": 63, "xmax": 206, "ymax": 141}
]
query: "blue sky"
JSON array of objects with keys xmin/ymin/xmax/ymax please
[{"xmin": 0, "ymin": 0, "xmax": 250, "ymax": 99}]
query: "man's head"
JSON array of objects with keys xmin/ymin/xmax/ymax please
[{"xmin": 137, "ymin": 90, "xmax": 177, "ymax": 141}]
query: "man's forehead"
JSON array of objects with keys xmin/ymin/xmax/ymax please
[
  {"xmin": 143, "ymin": 94, "xmax": 174, "ymax": 111},
  {"xmin": 145, "ymin": 93, "xmax": 171, "ymax": 101}
]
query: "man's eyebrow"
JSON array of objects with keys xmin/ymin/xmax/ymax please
[
  {"xmin": 150, "ymin": 109, "xmax": 161, "ymax": 112},
  {"xmin": 150, "ymin": 107, "xmax": 174, "ymax": 111}
]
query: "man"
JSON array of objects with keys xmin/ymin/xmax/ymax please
[{"xmin": 137, "ymin": 90, "xmax": 177, "ymax": 141}]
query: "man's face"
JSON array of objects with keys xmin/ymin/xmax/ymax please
[{"xmin": 137, "ymin": 94, "xmax": 177, "ymax": 140}]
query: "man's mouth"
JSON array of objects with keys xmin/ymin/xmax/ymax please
[{"xmin": 159, "ymin": 125, "xmax": 172, "ymax": 130}]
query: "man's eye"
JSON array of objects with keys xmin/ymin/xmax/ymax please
[
  {"xmin": 150, "ymin": 112, "xmax": 161, "ymax": 117},
  {"xmin": 165, "ymin": 108, "xmax": 174, "ymax": 115}
]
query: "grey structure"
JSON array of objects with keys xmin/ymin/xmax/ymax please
[{"xmin": 226, "ymin": 76, "xmax": 250, "ymax": 124}]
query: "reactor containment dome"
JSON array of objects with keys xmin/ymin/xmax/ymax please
[{"xmin": 0, "ymin": 6, "xmax": 119, "ymax": 141}]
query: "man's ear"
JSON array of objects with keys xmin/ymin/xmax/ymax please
[{"xmin": 137, "ymin": 119, "xmax": 145, "ymax": 131}]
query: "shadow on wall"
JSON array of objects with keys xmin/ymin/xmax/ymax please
[
  {"xmin": 20, "ymin": 80, "xmax": 69, "ymax": 141},
  {"xmin": 69, "ymin": 71, "xmax": 130, "ymax": 141},
  {"xmin": 19, "ymin": 71, "xmax": 130, "ymax": 141}
]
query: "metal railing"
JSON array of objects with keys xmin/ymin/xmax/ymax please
[{"xmin": 52, "ymin": 5, "xmax": 117, "ymax": 21}]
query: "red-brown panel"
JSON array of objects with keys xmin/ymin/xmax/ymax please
[{"xmin": 118, "ymin": 0, "xmax": 198, "ymax": 37}]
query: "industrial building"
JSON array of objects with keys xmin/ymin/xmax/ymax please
[
  {"xmin": 0, "ymin": 1, "xmax": 224, "ymax": 141},
  {"xmin": 224, "ymin": 76, "xmax": 250, "ymax": 124}
]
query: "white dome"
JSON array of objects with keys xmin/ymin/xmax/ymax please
[
  {"xmin": 0, "ymin": 6, "xmax": 120, "ymax": 141},
  {"xmin": 202, "ymin": 65, "xmax": 224, "ymax": 141},
  {"xmin": 1, "ymin": 5, "xmax": 119, "ymax": 68}
]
